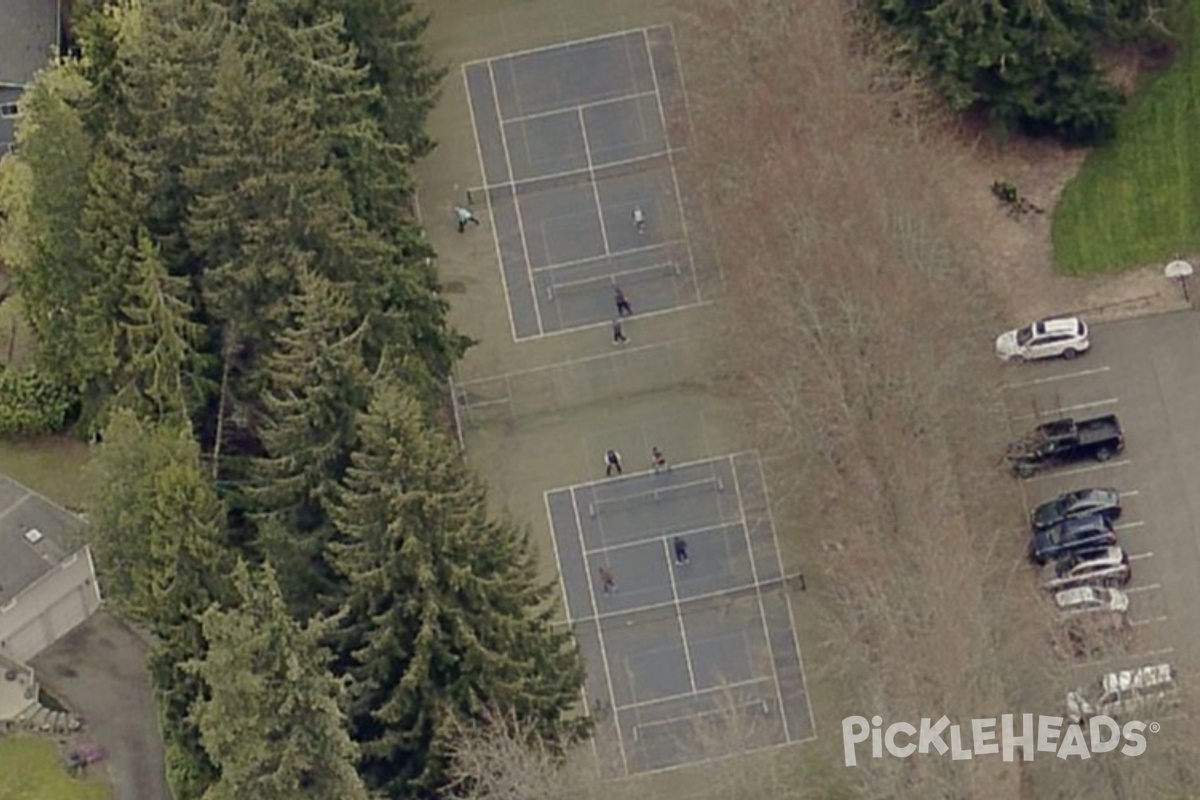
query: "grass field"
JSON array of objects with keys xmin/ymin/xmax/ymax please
[
  {"xmin": 0, "ymin": 737, "xmax": 110, "ymax": 800},
  {"xmin": 1052, "ymin": 4, "xmax": 1200, "ymax": 275},
  {"xmin": 0, "ymin": 436, "xmax": 89, "ymax": 510}
]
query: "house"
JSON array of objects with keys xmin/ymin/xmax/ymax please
[
  {"xmin": 0, "ymin": 474, "xmax": 101, "ymax": 720},
  {"xmin": 0, "ymin": 0, "xmax": 64, "ymax": 152}
]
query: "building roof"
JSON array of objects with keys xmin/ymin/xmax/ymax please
[
  {"xmin": 0, "ymin": 475, "xmax": 84, "ymax": 606},
  {"xmin": 0, "ymin": 0, "xmax": 62, "ymax": 149}
]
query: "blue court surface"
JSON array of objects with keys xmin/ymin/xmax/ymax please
[
  {"xmin": 463, "ymin": 26, "xmax": 716, "ymax": 341},
  {"xmin": 544, "ymin": 453, "xmax": 814, "ymax": 777}
]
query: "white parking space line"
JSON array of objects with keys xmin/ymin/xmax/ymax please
[
  {"xmin": 1025, "ymin": 460, "xmax": 1132, "ymax": 481},
  {"xmin": 1071, "ymin": 647, "xmax": 1176, "ymax": 670},
  {"xmin": 1113, "ymin": 521, "xmax": 1146, "ymax": 532},
  {"xmin": 1119, "ymin": 490, "xmax": 1140, "ymax": 497},
  {"xmin": 1010, "ymin": 398, "xmax": 1119, "ymax": 422},
  {"xmin": 1130, "ymin": 615, "xmax": 1169, "ymax": 627},
  {"xmin": 1128, "ymin": 552, "xmax": 1155, "ymax": 561},
  {"xmin": 1003, "ymin": 366, "xmax": 1111, "ymax": 390},
  {"xmin": 1124, "ymin": 583, "xmax": 1162, "ymax": 594}
]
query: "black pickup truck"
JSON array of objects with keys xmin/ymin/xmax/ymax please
[{"xmin": 1007, "ymin": 415, "xmax": 1125, "ymax": 478}]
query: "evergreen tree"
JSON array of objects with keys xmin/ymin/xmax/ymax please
[
  {"xmin": 188, "ymin": 560, "xmax": 370, "ymax": 800},
  {"xmin": 248, "ymin": 268, "xmax": 370, "ymax": 616},
  {"xmin": 0, "ymin": 64, "xmax": 97, "ymax": 387},
  {"xmin": 328, "ymin": 383, "xmax": 585, "ymax": 796},
  {"xmin": 85, "ymin": 408, "xmax": 233, "ymax": 798}
]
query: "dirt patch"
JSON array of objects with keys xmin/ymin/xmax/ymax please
[
  {"xmin": 928, "ymin": 121, "xmax": 1190, "ymax": 325},
  {"xmin": 30, "ymin": 611, "xmax": 171, "ymax": 800}
]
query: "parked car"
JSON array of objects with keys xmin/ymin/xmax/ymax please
[
  {"xmin": 1032, "ymin": 488, "xmax": 1122, "ymax": 531},
  {"xmin": 1007, "ymin": 415, "xmax": 1124, "ymax": 478},
  {"xmin": 1055, "ymin": 586, "xmax": 1130, "ymax": 618},
  {"xmin": 1030, "ymin": 513, "xmax": 1117, "ymax": 565},
  {"xmin": 996, "ymin": 317, "xmax": 1090, "ymax": 362},
  {"xmin": 1066, "ymin": 663, "xmax": 1178, "ymax": 725},
  {"xmin": 1041, "ymin": 546, "xmax": 1131, "ymax": 593}
]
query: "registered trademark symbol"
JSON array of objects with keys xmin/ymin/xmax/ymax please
[{"xmin": 1149, "ymin": 722, "xmax": 1161, "ymax": 734}]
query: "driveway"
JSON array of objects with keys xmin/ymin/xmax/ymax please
[{"xmin": 31, "ymin": 611, "xmax": 170, "ymax": 800}]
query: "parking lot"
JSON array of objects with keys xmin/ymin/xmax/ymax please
[{"xmin": 1002, "ymin": 311, "xmax": 1200, "ymax": 693}]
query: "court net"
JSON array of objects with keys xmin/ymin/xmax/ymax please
[
  {"xmin": 631, "ymin": 699, "xmax": 772, "ymax": 742},
  {"xmin": 568, "ymin": 571, "xmax": 804, "ymax": 628},
  {"xmin": 547, "ymin": 260, "xmax": 681, "ymax": 301},
  {"xmin": 467, "ymin": 150, "xmax": 675, "ymax": 208},
  {"xmin": 588, "ymin": 475, "xmax": 722, "ymax": 518}
]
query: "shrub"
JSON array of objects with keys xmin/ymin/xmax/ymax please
[{"xmin": 0, "ymin": 364, "xmax": 77, "ymax": 436}]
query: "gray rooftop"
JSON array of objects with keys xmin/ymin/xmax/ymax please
[
  {"xmin": 1, "ymin": 0, "xmax": 62, "ymax": 148},
  {"xmin": 0, "ymin": 475, "xmax": 84, "ymax": 605}
]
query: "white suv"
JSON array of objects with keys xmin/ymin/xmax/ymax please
[
  {"xmin": 995, "ymin": 317, "xmax": 1090, "ymax": 362},
  {"xmin": 1066, "ymin": 663, "xmax": 1179, "ymax": 724}
]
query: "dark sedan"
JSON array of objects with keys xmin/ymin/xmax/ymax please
[
  {"xmin": 1031, "ymin": 488, "xmax": 1121, "ymax": 532},
  {"xmin": 1030, "ymin": 513, "xmax": 1118, "ymax": 565}
]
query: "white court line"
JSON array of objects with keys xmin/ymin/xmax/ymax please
[
  {"xmin": 588, "ymin": 475, "xmax": 721, "ymax": 516},
  {"xmin": 752, "ymin": 453, "xmax": 816, "ymax": 743},
  {"xmin": 1130, "ymin": 615, "xmax": 1169, "ymax": 627},
  {"xmin": 500, "ymin": 90, "xmax": 659, "ymax": 126},
  {"xmin": 470, "ymin": 149, "xmax": 679, "ymax": 195},
  {"xmin": 615, "ymin": 676, "xmax": 773, "ymax": 713},
  {"xmin": 487, "ymin": 64, "xmax": 544, "ymax": 337},
  {"xmin": 1124, "ymin": 583, "xmax": 1162, "ymax": 594},
  {"xmin": 1002, "ymin": 366, "xmax": 1111, "ymax": 390},
  {"xmin": 663, "ymin": 539, "xmax": 698, "ymax": 692},
  {"xmin": 583, "ymin": 521, "xmax": 740, "ymax": 557},
  {"xmin": 515, "ymin": 298, "xmax": 713, "ymax": 342},
  {"xmin": 643, "ymin": 30, "xmax": 702, "ymax": 307},
  {"xmin": 546, "ymin": 260, "xmax": 678, "ymax": 300},
  {"xmin": 578, "ymin": 106, "xmax": 612, "ymax": 255},
  {"xmin": 1128, "ymin": 551, "xmax": 1155, "ymax": 561},
  {"xmin": 462, "ymin": 67, "xmax": 521, "ymax": 343},
  {"xmin": 569, "ymin": 487, "xmax": 628, "ymax": 775},
  {"xmin": 1009, "ymin": 398, "xmax": 1119, "ymax": 422},
  {"xmin": 1114, "ymin": 521, "xmax": 1146, "ymax": 531},
  {"xmin": 462, "ymin": 26, "xmax": 655, "ymax": 69},
  {"xmin": 1025, "ymin": 460, "xmax": 1132, "ymax": 481},
  {"xmin": 529, "ymin": 239, "xmax": 684, "ymax": 274},
  {"xmin": 731, "ymin": 457, "xmax": 791, "ymax": 742}
]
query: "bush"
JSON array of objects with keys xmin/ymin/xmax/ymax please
[
  {"xmin": 0, "ymin": 364, "xmax": 77, "ymax": 436},
  {"xmin": 871, "ymin": 0, "xmax": 1165, "ymax": 145}
]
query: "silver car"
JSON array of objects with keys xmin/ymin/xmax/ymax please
[{"xmin": 1041, "ymin": 546, "xmax": 1131, "ymax": 593}]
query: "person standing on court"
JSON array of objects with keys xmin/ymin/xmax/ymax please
[
  {"xmin": 632, "ymin": 204, "xmax": 646, "ymax": 235},
  {"xmin": 612, "ymin": 319, "xmax": 628, "ymax": 346},
  {"xmin": 651, "ymin": 446, "xmax": 668, "ymax": 473},
  {"xmin": 455, "ymin": 204, "xmax": 481, "ymax": 233},
  {"xmin": 605, "ymin": 449, "xmax": 623, "ymax": 476},
  {"xmin": 599, "ymin": 566, "xmax": 617, "ymax": 595},
  {"xmin": 673, "ymin": 537, "xmax": 690, "ymax": 566},
  {"xmin": 614, "ymin": 286, "xmax": 633, "ymax": 317}
]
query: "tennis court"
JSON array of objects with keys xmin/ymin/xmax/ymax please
[
  {"xmin": 544, "ymin": 453, "xmax": 814, "ymax": 777},
  {"xmin": 463, "ymin": 26, "xmax": 713, "ymax": 341}
]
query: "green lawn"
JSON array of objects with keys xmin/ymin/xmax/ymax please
[
  {"xmin": 0, "ymin": 436, "xmax": 90, "ymax": 511},
  {"xmin": 0, "ymin": 737, "xmax": 110, "ymax": 800},
  {"xmin": 1052, "ymin": 4, "xmax": 1200, "ymax": 275}
]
